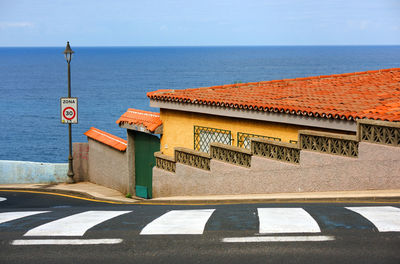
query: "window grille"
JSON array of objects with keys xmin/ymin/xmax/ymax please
[
  {"xmin": 194, "ymin": 126, "xmax": 232, "ymax": 153},
  {"xmin": 237, "ymin": 132, "xmax": 281, "ymax": 149}
]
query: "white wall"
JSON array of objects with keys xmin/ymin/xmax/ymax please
[{"xmin": 0, "ymin": 160, "xmax": 68, "ymax": 184}]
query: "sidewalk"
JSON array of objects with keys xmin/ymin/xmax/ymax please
[
  {"xmin": 0, "ymin": 182, "xmax": 139, "ymax": 204},
  {"xmin": 1, "ymin": 182, "xmax": 400, "ymax": 204}
]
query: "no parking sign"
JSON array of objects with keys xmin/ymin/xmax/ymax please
[{"xmin": 60, "ymin": 97, "xmax": 78, "ymax": 124}]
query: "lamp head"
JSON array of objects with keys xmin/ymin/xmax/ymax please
[{"xmin": 63, "ymin": 41, "xmax": 74, "ymax": 63}]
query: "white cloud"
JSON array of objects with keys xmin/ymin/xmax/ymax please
[{"xmin": 0, "ymin": 22, "xmax": 34, "ymax": 29}]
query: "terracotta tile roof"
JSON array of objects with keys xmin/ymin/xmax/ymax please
[
  {"xmin": 147, "ymin": 68, "xmax": 400, "ymax": 122},
  {"xmin": 84, "ymin": 127, "xmax": 127, "ymax": 151},
  {"xmin": 116, "ymin": 108, "xmax": 162, "ymax": 133}
]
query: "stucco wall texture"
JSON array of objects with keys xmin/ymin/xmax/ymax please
[
  {"xmin": 85, "ymin": 139, "xmax": 129, "ymax": 194},
  {"xmin": 152, "ymin": 142, "xmax": 400, "ymax": 197},
  {"xmin": 0, "ymin": 160, "xmax": 68, "ymax": 184},
  {"xmin": 159, "ymin": 109, "xmax": 355, "ymax": 157},
  {"xmin": 160, "ymin": 109, "xmax": 302, "ymax": 156},
  {"xmin": 72, "ymin": 142, "xmax": 89, "ymax": 182}
]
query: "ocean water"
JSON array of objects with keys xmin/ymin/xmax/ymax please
[{"xmin": 1, "ymin": 46, "xmax": 400, "ymax": 163}]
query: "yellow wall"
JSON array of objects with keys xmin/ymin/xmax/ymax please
[{"xmin": 160, "ymin": 109, "xmax": 305, "ymax": 156}]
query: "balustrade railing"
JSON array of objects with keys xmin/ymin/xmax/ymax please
[
  {"xmin": 358, "ymin": 119, "xmax": 400, "ymax": 147},
  {"xmin": 252, "ymin": 138, "xmax": 300, "ymax": 164},
  {"xmin": 154, "ymin": 152, "xmax": 176, "ymax": 173},
  {"xmin": 299, "ymin": 130, "xmax": 358, "ymax": 157},
  {"xmin": 156, "ymin": 120, "xmax": 400, "ymax": 173},
  {"xmin": 175, "ymin": 147, "xmax": 211, "ymax": 170},
  {"xmin": 210, "ymin": 142, "xmax": 252, "ymax": 168}
]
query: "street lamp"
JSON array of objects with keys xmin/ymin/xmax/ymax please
[{"xmin": 63, "ymin": 41, "xmax": 75, "ymax": 183}]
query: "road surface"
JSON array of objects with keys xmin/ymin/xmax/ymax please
[{"xmin": 1, "ymin": 191, "xmax": 399, "ymax": 264}]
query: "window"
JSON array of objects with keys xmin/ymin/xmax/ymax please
[
  {"xmin": 194, "ymin": 126, "xmax": 232, "ymax": 153},
  {"xmin": 237, "ymin": 132, "xmax": 281, "ymax": 149}
]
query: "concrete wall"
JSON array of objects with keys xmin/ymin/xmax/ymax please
[
  {"xmin": 73, "ymin": 142, "xmax": 89, "ymax": 182},
  {"xmin": 72, "ymin": 130, "xmax": 136, "ymax": 196},
  {"xmin": 85, "ymin": 138, "xmax": 129, "ymax": 195},
  {"xmin": 152, "ymin": 142, "xmax": 400, "ymax": 197},
  {"xmin": 0, "ymin": 160, "xmax": 68, "ymax": 184}
]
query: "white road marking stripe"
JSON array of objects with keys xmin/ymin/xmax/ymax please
[
  {"xmin": 0, "ymin": 211, "xmax": 50, "ymax": 225},
  {"xmin": 140, "ymin": 209, "xmax": 215, "ymax": 235},
  {"xmin": 222, "ymin": 235, "xmax": 335, "ymax": 243},
  {"xmin": 345, "ymin": 206, "xmax": 400, "ymax": 232},
  {"xmin": 11, "ymin": 239, "xmax": 123, "ymax": 245},
  {"xmin": 0, "ymin": 197, "xmax": 6, "ymax": 202},
  {"xmin": 24, "ymin": 211, "xmax": 131, "ymax": 236},
  {"xmin": 257, "ymin": 208, "xmax": 321, "ymax": 233}
]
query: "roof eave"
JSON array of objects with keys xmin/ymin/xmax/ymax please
[
  {"xmin": 119, "ymin": 122, "xmax": 163, "ymax": 134},
  {"xmin": 150, "ymin": 99, "xmax": 358, "ymax": 132}
]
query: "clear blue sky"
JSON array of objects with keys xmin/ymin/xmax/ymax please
[{"xmin": 1, "ymin": 0, "xmax": 399, "ymax": 47}]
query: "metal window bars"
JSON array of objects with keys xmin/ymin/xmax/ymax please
[
  {"xmin": 194, "ymin": 126, "xmax": 232, "ymax": 153},
  {"xmin": 237, "ymin": 132, "xmax": 281, "ymax": 149}
]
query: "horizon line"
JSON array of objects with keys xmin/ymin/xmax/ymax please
[{"xmin": 1, "ymin": 44, "xmax": 400, "ymax": 48}]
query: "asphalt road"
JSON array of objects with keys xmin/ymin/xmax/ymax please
[{"xmin": 0, "ymin": 191, "xmax": 399, "ymax": 264}]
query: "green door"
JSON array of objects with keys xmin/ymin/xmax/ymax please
[{"xmin": 134, "ymin": 131, "xmax": 160, "ymax": 198}]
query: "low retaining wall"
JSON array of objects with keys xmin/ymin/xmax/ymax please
[
  {"xmin": 0, "ymin": 160, "xmax": 68, "ymax": 184},
  {"xmin": 87, "ymin": 138, "xmax": 129, "ymax": 194},
  {"xmin": 153, "ymin": 119, "xmax": 400, "ymax": 197},
  {"xmin": 73, "ymin": 139, "xmax": 130, "ymax": 195}
]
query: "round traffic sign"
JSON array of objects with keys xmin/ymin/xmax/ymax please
[{"xmin": 63, "ymin": 107, "xmax": 76, "ymax": 120}]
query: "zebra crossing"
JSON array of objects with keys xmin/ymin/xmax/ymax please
[
  {"xmin": 1, "ymin": 206, "xmax": 399, "ymax": 245},
  {"xmin": 0, "ymin": 211, "xmax": 49, "ymax": 225},
  {"xmin": 257, "ymin": 208, "xmax": 320, "ymax": 234},
  {"xmin": 346, "ymin": 206, "xmax": 400, "ymax": 232},
  {"xmin": 140, "ymin": 209, "xmax": 215, "ymax": 235},
  {"xmin": 24, "ymin": 211, "xmax": 131, "ymax": 236}
]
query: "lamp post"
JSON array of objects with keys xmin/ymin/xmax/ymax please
[{"xmin": 63, "ymin": 41, "xmax": 75, "ymax": 183}]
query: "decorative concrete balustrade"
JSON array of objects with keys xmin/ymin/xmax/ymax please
[
  {"xmin": 210, "ymin": 142, "xmax": 252, "ymax": 168},
  {"xmin": 299, "ymin": 130, "xmax": 359, "ymax": 158},
  {"xmin": 155, "ymin": 120, "xmax": 400, "ymax": 172},
  {"xmin": 252, "ymin": 138, "xmax": 301, "ymax": 164},
  {"xmin": 174, "ymin": 147, "xmax": 211, "ymax": 171},
  {"xmin": 154, "ymin": 152, "xmax": 176, "ymax": 173},
  {"xmin": 358, "ymin": 119, "xmax": 400, "ymax": 147}
]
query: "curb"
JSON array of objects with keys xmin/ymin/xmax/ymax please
[
  {"xmin": 0, "ymin": 187, "xmax": 142, "ymax": 204},
  {"xmin": 139, "ymin": 196, "xmax": 400, "ymax": 205},
  {"xmin": 1, "ymin": 187, "xmax": 399, "ymax": 205}
]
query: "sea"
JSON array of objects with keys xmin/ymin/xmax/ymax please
[{"xmin": 1, "ymin": 46, "xmax": 400, "ymax": 163}]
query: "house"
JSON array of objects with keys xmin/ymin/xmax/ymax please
[
  {"xmin": 147, "ymin": 68, "xmax": 400, "ymax": 157},
  {"xmin": 147, "ymin": 68, "xmax": 400, "ymax": 197},
  {"xmin": 74, "ymin": 68, "xmax": 400, "ymax": 198}
]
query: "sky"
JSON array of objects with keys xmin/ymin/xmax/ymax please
[{"xmin": 0, "ymin": 0, "xmax": 400, "ymax": 47}]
